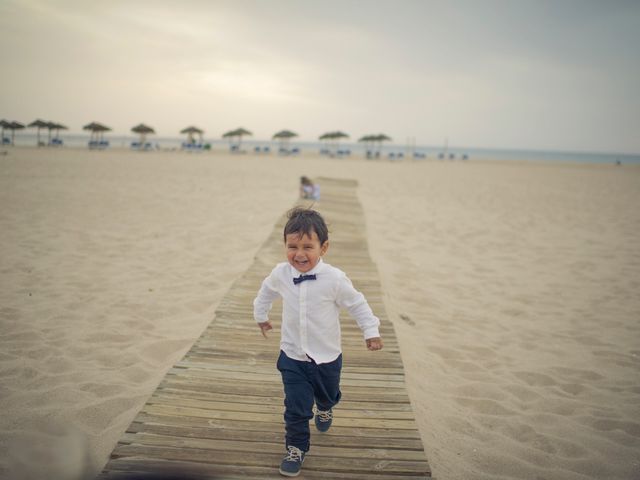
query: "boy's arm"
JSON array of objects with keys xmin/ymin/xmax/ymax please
[
  {"xmin": 253, "ymin": 271, "xmax": 280, "ymax": 337},
  {"xmin": 336, "ymin": 274, "xmax": 383, "ymax": 350}
]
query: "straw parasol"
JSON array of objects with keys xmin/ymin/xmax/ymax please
[
  {"xmin": 0, "ymin": 120, "xmax": 10, "ymax": 144},
  {"xmin": 28, "ymin": 119, "xmax": 50, "ymax": 146},
  {"xmin": 131, "ymin": 123, "xmax": 155, "ymax": 146},
  {"xmin": 83, "ymin": 122, "xmax": 112, "ymax": 143},
  {"xmin": 358, "ymin": 134, "xmax": 375, "ymax": 156},
  {"xmin": 373, "ymin": 133, "xmax": 391, "ymax": 156},
  {"xmin": 319, "ymin": 130, "xmax": 349, "ymax": 154},
  {"xmin": 180, "ymin": 126, "xmax": 204, "ymax": 145},
  {"xmin": 9, "ymin": 121, "xmax": 25, "ymax": 146},
  {"xmin": 47, "ymin": 122, "xmax": 68, "ymax": 144},
  {"xmin": 272, "ymin": 129, "xmax": 298, "ymax": 150},
  {"xmin": 358, "ymin": 134, "xmax": 391, "ymax": 158},
  {"xmin": 222, "ymin": 127, "xmax": 252, "ymax": 151}
]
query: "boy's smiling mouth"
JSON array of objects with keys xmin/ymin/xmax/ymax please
[{"xmin": 285, "ymin": 231, "xmax": 328, "ymax": 274}]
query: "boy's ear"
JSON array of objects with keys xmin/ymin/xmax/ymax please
[{"xmin": 320, "ymin": 240, "xmax": 329, "ymax": 255}]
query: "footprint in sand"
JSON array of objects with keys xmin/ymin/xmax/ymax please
[{"xmin": 399, "ymin": 314, "xmax": 416, "ymax": 326}]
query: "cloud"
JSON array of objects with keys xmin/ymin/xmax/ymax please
[{"xmin": 1, "ymin": 0, "xmax": 639, "ymax": 152}]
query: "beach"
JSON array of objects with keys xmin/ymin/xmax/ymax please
[{"xmin": 1, "ymin": 148, "xmax": 638, "ymax": 480}]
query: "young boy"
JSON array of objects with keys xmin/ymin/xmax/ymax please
[{"xmin": 253, "ymin": 207, "xmax": 383, "ymax": 477}]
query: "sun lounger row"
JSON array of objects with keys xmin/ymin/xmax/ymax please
[
  {"xmin": 181, "ymin": 142, "xmax": 208, "ymax": 151},
  {"xmin": 436, "ymin": 153, "xmax": 469, "ymax": 160},
  {"xmin": 320, "ymin": 149, "xmax": 351, "ymax": 156},
  {"xmin": 251, "ymin": 146, "xmax": 301, "ymax": 155},
  {"xmin": 89, "ymin": 140, "xmax": 110, "ymax": 150},
  {"xmin": 279, "ymin": 147, "xmax": 300, "ymax": 155},
  {"xmin": 365, "ymin": 151, "xmax": 422, "ymax": 160},
  {"xmin": 130, "ymin": 141, "xmax": 153, "ymax": 150}
]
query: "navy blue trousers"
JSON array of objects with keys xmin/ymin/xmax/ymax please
[{"xmin": 276, "ymin": 350, "xmax": 342, "ymax": 452}]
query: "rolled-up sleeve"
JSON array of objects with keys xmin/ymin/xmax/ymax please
[{"xmin": 336, "ymin": 273, "xmax": 380, "ymax": 339}]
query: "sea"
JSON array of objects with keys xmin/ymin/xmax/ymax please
[{"xmin": 3, "ymin": 133, "xmax": 639, "ymax": 165}]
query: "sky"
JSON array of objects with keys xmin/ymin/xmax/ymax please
[{"xmin": 1, "ymin": 0, "xmax": 639, "ymax": 153}]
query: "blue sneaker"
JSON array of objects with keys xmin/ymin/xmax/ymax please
[
  {"xmin": 279, "ymin": 445, "xmax": 305, "ymax": 477},
  {"xmin": 314, "ymin": 407, "xmax": 333, "ymax": 432}
]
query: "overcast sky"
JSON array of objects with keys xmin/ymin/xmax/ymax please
[{"xmin": 1, "ymin": 0, "xmax": 639, "ymax": 153}]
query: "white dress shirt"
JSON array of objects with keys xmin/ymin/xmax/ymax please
[{"xmin": 253, "ymin": 259, "xmax": 380, "ymax": 364}]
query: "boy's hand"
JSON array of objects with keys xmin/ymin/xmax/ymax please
[
  {"xmin": 258, "ymin": 321, "xmax": 273, "ymax": 338},
  {"xmin": 366, "ymin": 337, "xmax": 383, "ymax": 351}
]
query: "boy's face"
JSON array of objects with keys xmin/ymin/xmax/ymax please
[{"xmin": 285, "ymin": 231, "xmax": 329, "ymax": 273}]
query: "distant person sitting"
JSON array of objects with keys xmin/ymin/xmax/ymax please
[{"xmin": 299, "ymin": 176, "xmax": 320, "ymax": 201}]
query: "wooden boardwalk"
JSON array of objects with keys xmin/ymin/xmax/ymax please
[{"xmin": 99, "ymin": 178, "xmax": 431, "ymax": 479}]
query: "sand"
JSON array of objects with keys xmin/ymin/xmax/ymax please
[{"xmin": 0, "ymin": 147, "xmax": 638, "ymax": 479}]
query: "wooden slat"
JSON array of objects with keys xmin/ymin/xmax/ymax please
[
  {"xmin": 99, "ymin": 177, "xmax": 431, "ymax": 478},
  {"xmin": 144, "ymin": 397, "xmax": 416, "ymax": 420},
  {"xmin": 151, "ymin": 390, "xmax": 415, "ymax": 412},
  {"xmin": 126, "ymin": 419, "xmax": 426, "ymax": 450}
]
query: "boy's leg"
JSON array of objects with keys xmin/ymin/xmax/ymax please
[
  {"xmin": 277, "ymin": 351, "xmax": 315, "ymax": 452},
  {"xmin": 312, "ymin": 353, "xmax": 342, "ymax": 411}
]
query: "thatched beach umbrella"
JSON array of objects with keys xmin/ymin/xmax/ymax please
[
  {"xmin": 319, "ymin": 130, "xmax": 349, "ymax": 154},
  {"xmin": 318, "ymin": 132, "xmax": 333, "ymax": 153},
  {"xmin": 0, "ymin": 120, "xmax": 10, "ymax": 143},
  {"xmin": 9, "ymin": 121, "xmax": 25, "ymax": 146},
  {"xmin": 372, "ymin": 133, "xmax": 391, "ymax": 156},
  {"xmin": 28, "ymin": 119, "xmax": 49, "ymax": 146},
  {"xmin": 233, "ymin": 127, "xmax": 251, "ymax": 149},
  {"xmin": 272, "ymin": 129, "xmax": 298, "ymax": 150},
  {"xmin": 222, "ymin": 127, "xmax": 252, "ymax": 150},
  {"xmin": 180, "ymin": 126, "xmax": 204, "ymax": 145},
  {"xmin": 83, "ymin": 122, "xmax": 112, "ymax": 143},
  {"xmin": 47, "ymin": 122, "xmax": 68, "ymax": 144},
  {"xmin": 222, "ymin": 129, "xmax": 234, "ymax": 142},
  {"xmin": 358, "ymin": 134, "xmax": 375, "ymax": 157},
  {"xmin": 359, "ymin": 133, "xmax": 391, "ymax": 158},
  {"xmin": 131, "ymin": 123, "xmax": 155, "ymax": 146}
]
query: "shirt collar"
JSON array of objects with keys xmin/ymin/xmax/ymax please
[{"xmin": 290, "ymin": 258, "xmax": 325, "ymax": 277}]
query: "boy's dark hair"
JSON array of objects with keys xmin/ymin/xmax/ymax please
[{"xmin": 284, "ymin": 207, "xmax": 329, "ymax": 245}]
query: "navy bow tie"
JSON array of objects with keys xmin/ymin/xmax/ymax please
[{"xmin": 293, "ymin": 274, "xmax": 316, "ymax": 285}]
